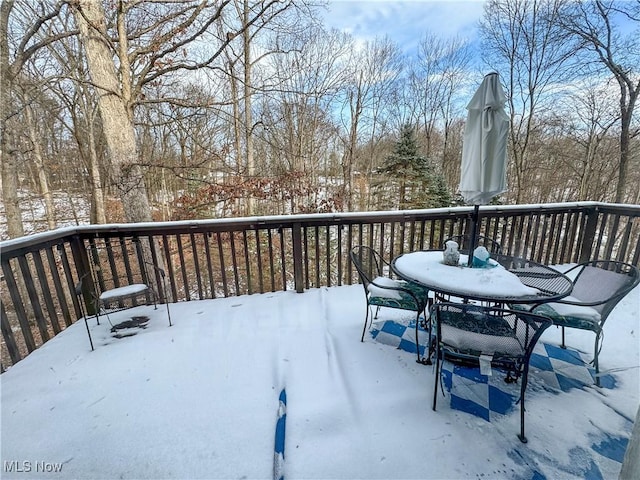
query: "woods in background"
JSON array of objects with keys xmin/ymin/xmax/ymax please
[{"xmin": 1, "ymin": 0, "xmax": 638, "ymax": 239}]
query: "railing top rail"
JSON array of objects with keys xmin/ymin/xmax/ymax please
[{"xmin": 1, "ymin": 202, "xmax": 638, "ymax": 256}]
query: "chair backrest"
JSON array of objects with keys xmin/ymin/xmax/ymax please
[
  {"xmin": 350, "ymin": 246, "xmax": 386, "ymax": 290},
  {"xmin": 432, "ymin": 303, "xmax": 552, "ymax": 368},
  {"xmin": 443, "ymin": 235, "xmax": 502, "ymax": 256},
  {"xmin": 570, "ymin": 260, "xmax": 640, "ymax": 322},
  {"xmin": 86, "ymin": 237, "xmax": 156, "ymax": 305}
]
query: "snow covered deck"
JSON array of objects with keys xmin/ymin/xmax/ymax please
[{"xmin": 1, "ymin": 284, "xmax": 638, "ymax": 479}]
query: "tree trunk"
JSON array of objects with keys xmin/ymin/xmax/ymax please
[
  {"xmin": 86, "ymin": 111, "xmax": 106, "ymax": 224},
  {"xmin": 24, "ymin": 103, "xmax": 56, "ymax": 230},
  {"xmin": 0, "ymin": 0, "xmax": 24, "ymax": 239},
  {"xmin": 72, "ymin": 0, "xmax": 152, "ymax": 223},
  {"xmin": 242, "ymin": 0, "xmax": 255, "ymax": 215},
  {"xmin": 616, "ymin": 97, "xmax": 635, "ymax": 203},
  {"xmin": 343, "ymin": 75, "xmax": 364, "ymax": 212}
]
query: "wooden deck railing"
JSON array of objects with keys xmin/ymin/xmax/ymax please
[{"xmin": 1, "ymin": 202, "xmax": 639, "ymax": 369}]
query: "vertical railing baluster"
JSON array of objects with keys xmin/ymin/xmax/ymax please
[
  {"xmin": 176, "ymin": 235, "xmax": 190, "ymax": 301},
  {"xmin": 529, "ymin": 214, "xmax": 542, "ymax": 262},
  {"xmin": 325, "ymin": 225, "xmax": 331, "ymax": 288},
  {"xmin": 279, "ymin": 228, "xmax": 287, "ymax": 291},
  {"xmin": 147, "ymin": 235, "xmax": 164, "ymax": 302},
  {"xmin": 229, "ymin": 232, "xmax": 240, "ymax": 295},
  {"xmin": 242, "ymin": 230, "xmax": 252, "ymax": 295},
  {"xmin": 255, "ymin": 229, "xmax": 265, "ymax": 294},
  {"xmin": 314, "ymin": 226, "xmax": 320, "ymax": 288},
  {"xmin": 121, "ymin": 237, "xmax": 135, "ymax": 285},
  {"xmin": 60, "ymin": 242, "xmax": 83, "ymax": 319},
  {"xmin": 544, "ymin": 214, "xmax": 558, "ymax": 265},
  {"xmin": 302, "ymin": 227, "xmax": 309, "ymax": 289},
  {"xmin": 203, "ymin": 233, "xmax": 216, "ymax": 298},
  {"xmin": 190, "ymin": 233, "xmax": 203, "ymax": 299},
  {"xmin": 499, "ymin": 216, "xmax": 509, "ymax": 255},
  {"xmin": 566, "ymin": 212, "xmax": 581, "ymax": 264},
  {"xmin": 346, "ymin": 224, "xmax": 353, "ymax": 284},
  {"xmin": 216, "ymin": 232, "xmax": 229, "ymax": 297},
  {"xmin": 616, "ymin": 218, "xmax": 633, "ymax": 263},
  {"xmin": 162, "ymin": 235, "xmax": 178, "ymax": 302},
  {"xmin": 292, "ymin": 223, "xmax": 304, "ymax": 293},
  {"xmin": 267, "ymin": 229, "xmax": 276, "ymax": 292},
  {"xmin": 603, "ymin": 214, "xmax": 620, "ymax": 262},
  {"xmin": 429, "ymin": 221, "xmax": 436, "ymax": 249},
  {"xmin": 336, "ymin": 224, "xmax": 343, "ymax": 286}
]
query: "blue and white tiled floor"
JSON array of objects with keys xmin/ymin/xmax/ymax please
[{"xmin": 370, "ymin": 318, "xmax": 629, "ymax": 480}]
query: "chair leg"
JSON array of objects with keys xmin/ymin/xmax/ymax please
[
  {"xmin": 432, "ymin": 347, "xmax": 441, "ymax": 411},
  {"xmin": 78, "ymin": 299, "xmax": 94, "ymax": 351},
  {"xmin": 83, "ymin": 317, "xmax": 94, "ymax": 351},
  {"xmin": 94, "ymin": 300, "xmax": 101, "ymax": 326},
  {"xmin": 374, "ymin": 305, "xmax": 381, "ymax": 319},
  {"xmin": 360, "ymin": 304, "xmax": 371, "ymax": 342},
  {"xmin": 561, "ymin": 326, "xmax": 566, "ymax": 349},
  {"xmin": 162, "ymin": 278, "xmax": 172, "ymax": 326},
  {"xmin": 517, "ymin": 375, "xmax": 528, "ymax": 444},
  {"xmin": 165, "ymin": 302, "xmax": 172, "ymax": 327},
  {"xmin": 594, "ymin": 333, "xmax": 600, "ymax": 387},
  {"xmin": 415, "ymin": 310, "xmax": 431, "ymax": 365}
]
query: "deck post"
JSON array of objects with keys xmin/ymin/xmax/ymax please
[
  {"xmin": 292, "ymin": 223, "xmax": 304, "ymax": 293},
  {"xmin": 70, "ymin": 235, "xmax": 96, "ymax": 315}
]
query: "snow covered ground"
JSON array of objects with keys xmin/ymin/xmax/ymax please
[{"xmin": 1, "ymin": 282, "xmax": 638, "ymax": 479}]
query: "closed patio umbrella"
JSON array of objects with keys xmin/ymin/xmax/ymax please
[{"xmin": 459, "ymin": 72, "xmax": 509, "ymax": 260}]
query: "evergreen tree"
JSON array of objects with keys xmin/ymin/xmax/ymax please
[{"xmin": 374, "ymin": 124, "xmax": 452, "ymax": 209}]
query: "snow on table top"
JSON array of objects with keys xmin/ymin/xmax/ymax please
[{"xmin": 394, "ymin": 250, "xmax": 539, "ymax": 298}]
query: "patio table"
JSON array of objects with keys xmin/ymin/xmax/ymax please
[{"xmin": 391, "ymin": 250, "xmax": 573, "ymax": 305}]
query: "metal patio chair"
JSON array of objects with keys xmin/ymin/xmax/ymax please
[
  {"xmin": 77, "ymin": 237, "xmax": 172, "ymax": 349},
  {"xmin": 430, "ymin": 302, "xmax": 552, "ymax": 443},
  {"xmin": 513, "ymin": 260, "xmax": 639, "ymax": 386},
  {"xmin": 350, "ymin": 246, "xmax": 431, "ymax": 364}
]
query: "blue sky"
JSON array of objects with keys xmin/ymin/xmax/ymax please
[{"xmin": 322, "ymin": 0, "xmax": 487, "ymax": 54}]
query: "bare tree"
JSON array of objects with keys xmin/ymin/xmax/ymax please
[
  {"xmin": 260, "ymin": 26, "xmax": 349, "ymax": 212},
  {"xmin": 42, "ymin": 23, "xmax": 108, "ymax": 225},
  {"xmin": 559, "ymin": 0, "xmax": 640, "ymax": 203},
  {"xmin": 339, "ymin": 36, "xmax": 403, "ymax": 211},
  {"xmin": 70, "ymin": 0, "xmax": 153, "ymax": 222},
  {"xmin": 561, "ymin": 79, "xmax": 619, "ymax": 201},
  {"xmin": 1, "ymin": 0, "xmax": 74, "ymax": 238},
  {"xmin": 409, "ymin": 33, "xmax": 473, "ymax": 191},
  {"xmin": 69, "ymin": 0, "xmax": 292, "ymax": 223},
  {"xmin": 216, "ymin": 0, "xmax": 316, "ymax": 214},
  {"xmin": 21, "ymin": 91, "xmax": 56, "ymax": 230}
]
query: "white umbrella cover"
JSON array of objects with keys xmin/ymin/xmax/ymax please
[{"xmin": 459, "ymin": 73, "xmax": 509, "ymax": 205}]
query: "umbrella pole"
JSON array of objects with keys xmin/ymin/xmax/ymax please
[{"xmin": 468, "ymin": 205, "xmax": 480, "ymax": 267}]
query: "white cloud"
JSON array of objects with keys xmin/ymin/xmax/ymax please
[{"xmin": 323, "ymin": 0, "xmax": 487, "ymax": 53}]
